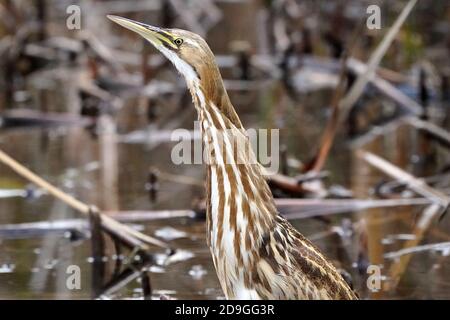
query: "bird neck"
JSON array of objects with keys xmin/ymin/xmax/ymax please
[
  {"xmin": 187, "ymin": 68, "xmax": 278, "ymax": 267},
  {"xmin": 192, "ymin": 62, "xmax": 243, "ymax": 130}
]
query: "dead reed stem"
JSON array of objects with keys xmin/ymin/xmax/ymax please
[
  {"xmin": 0, "ymin": 148, "xmax": 169, "ymax": 250},
  {"xmin": 357, "ymin": 150, "xmax": 449, "ymax": 291},
  {"xmin": 357, "ymin": 150, "xmax": 450, "ymax": 208}
]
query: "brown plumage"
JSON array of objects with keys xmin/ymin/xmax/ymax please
[{"xmin": 108, "ymin": 15, "xmax": 357, "ymax": 300}]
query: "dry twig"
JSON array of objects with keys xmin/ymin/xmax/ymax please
[{"xmin": 0, "ymin": 148, "xmax": 169, "ymax": 251}]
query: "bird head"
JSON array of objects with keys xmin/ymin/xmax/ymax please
[
  {"xmin": 107, "ymin": 15, "xmax": 217, "ymax": 87},
  {"xmin": 107, "ymin": 15, "xmax": 242, "ymax": 128}
]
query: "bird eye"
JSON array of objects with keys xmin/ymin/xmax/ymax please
[{"xmin": 174, "ymin": 38, "xmax": 183, "ymax": 46}]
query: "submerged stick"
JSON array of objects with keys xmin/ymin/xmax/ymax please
[
  {"xmin": 0, "ymin": 148, "xmax": 169, "ymax": 250},
  {"xmin": 89, "ymin": 207, "xmax": 106, "ymax": 297},
  {"xmin": 141, "ymin": 271, "xmax": 152, "ymax": 300}
]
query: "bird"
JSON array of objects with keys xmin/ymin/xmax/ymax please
[{"xmin": 107, "ymin": 15, "xmax": 357, "ymax": 300}]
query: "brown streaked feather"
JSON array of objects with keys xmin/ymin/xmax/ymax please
[{"xmin": 201, "ymin": 91, "xmax": 357, "ymax": 299}]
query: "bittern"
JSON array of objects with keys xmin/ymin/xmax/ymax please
[{"xmin": 107, "ymin": 15, "xmax": 357, "ymax": 300}]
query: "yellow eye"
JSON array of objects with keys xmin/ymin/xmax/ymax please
[{"xmin": 174, "ymin": 38, "xmax": 183, "ymax": 46}]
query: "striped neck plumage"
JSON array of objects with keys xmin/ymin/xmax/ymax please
[
  {"xmin": 158, "ymin": 36, "xmax": 279, "ymax": 247},
  {"xmin": 183, "ymin": 61, "xmax": 278, "ymax": 257}
]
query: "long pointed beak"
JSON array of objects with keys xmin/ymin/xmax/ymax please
[{"xmin": 107, "ymin": 15, "xmax": 176, "ymax": 49}]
